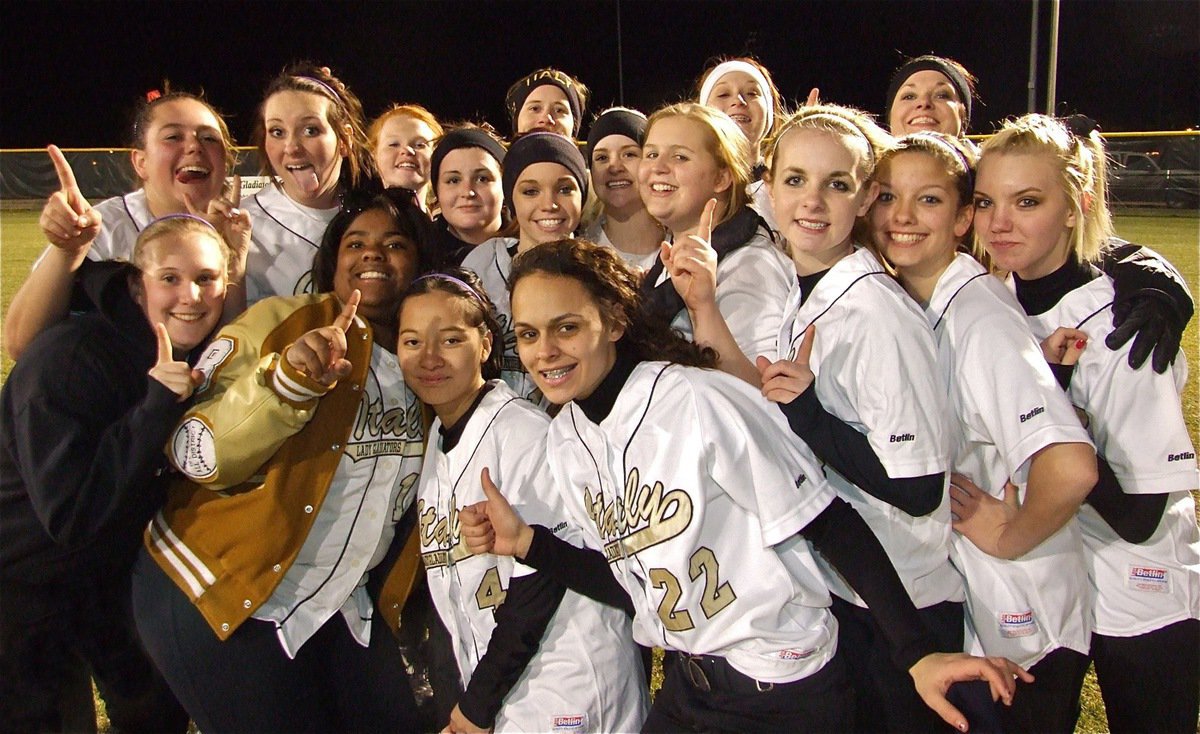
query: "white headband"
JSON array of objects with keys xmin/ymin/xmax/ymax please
[{"xmin": 698, "ymin": 61, "xmax": 775, "ymax": 134}]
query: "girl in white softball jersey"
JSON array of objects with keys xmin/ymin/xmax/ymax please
[
  {"xmin": 974, "ymin": 113, "xmax": 1198, "ymax": 734},
  {"xmin": 5, "ymin": 91, "xmax": 247, "ymax": 359},
  {"xmin": 868, "ymin": 132, "xmax": 1099, "ymax": 733},
  {"xmin": 636, "ymin": 103, "xmax": 793, "ymax": 369},
  {"xmin": 459, "ymin": 240, "xmax": 1031, "ymax": 733},
  {"xmin": 673, "ymin": 105, "xmax": 971, "ymax": 732},
  {"xmin": 244, "ymin": 63, "xmax": 375, "ymax": 305},
  {"xmin": 397, "ymin": 268, "xmax": 646, "ymax": 733},
  {"xmin": 461, "ymin": 131, "xmax": 588, "ymax": 400}
]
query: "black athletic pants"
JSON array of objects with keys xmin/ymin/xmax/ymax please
[
  {"xmin": 642, "ymin": 650, "xmax": 853, "ymax": 733},
  {"xmin": 0, "ymin": 573, "xmax": 187, "ymax": 734},
  {"xmin": 1091, "ymin": 618, "xmax": 1199, "ymax": 734},
  {"xmin": 832, "ymin": 595, "xmax": 1003, "ymax": 734},
  {"xmin": 131, "ymin": 549, "xmax": 420, "ymax": 734},
  {"xmin": 998, "ymin": 646, "xmax": 1089, "ymax": 734}
]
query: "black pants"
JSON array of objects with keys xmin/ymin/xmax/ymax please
[
  {"xmin": 1091, "ymin": 618, "xmax": 1199, "ymax": 734},
  {"xmin": 642, "ymin": 651, "xmax": 853, "ymax": 733},
  {"xmin": 832, "ymin": 596, "xmax": 1002, "ymax": 734},
  {"xmin": 130, "ymin": 549, "xmax": 420, "ymax": 734},
  {"xmin": 998, "ymin": 646, "xmax": 1089, "ymax": 734},
  {"xmin": 0, "ymin": 573, "xmax": 188, "ymax": 734}
]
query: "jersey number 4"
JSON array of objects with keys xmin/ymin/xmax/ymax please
[
  {"xmin": 475, "ymin": 567, "xmax": 508, "ymax": 612},
  {"xmin": 649, "ymin": 547, "xmax": 737, "ymax": 632}
]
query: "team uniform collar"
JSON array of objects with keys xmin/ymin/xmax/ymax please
[
  {"xmin": 437, "ymin": 382, "xmax": 495, "ymax": 452},
  {"xmin": 576, "ymin": 344, "xmax": 640, "ymax": 424},
  {"xmin": 925, "ymin": 253, "xmax": 992, "ymax": 329},
  {"xmin": 1012, "ymin": 253, "xmax": 1100, "ymax": 316}
]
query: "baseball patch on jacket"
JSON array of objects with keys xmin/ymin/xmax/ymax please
[
  {"xmin": 193, "ymin": 337, "xmax": 236, "ymax": 394},
  {"xmin": 172, "ymin": 417, "xmax": 218, "ymax": 481}
]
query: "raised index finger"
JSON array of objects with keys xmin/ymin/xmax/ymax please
[
  {"xmin": 47, "ymin": 145, "xmax": 80, "ymax": 193},
  {"xmin": 794, "ymin": 324, "xmax": 816, "ymax": 366},
  {"xmin": 698, "ymin": 198, "xmax": 717, "ymax": 244},
  {"xmin": 333, "ymin": 289, "xmax": 361, "ymax": 332},
  {"xmin": 226, "ymin": 174, "xmax": 242, "ymax": 209},
  {"xmin": 154, "ymin": 322, "xmax": 175, "ymax": 364}
]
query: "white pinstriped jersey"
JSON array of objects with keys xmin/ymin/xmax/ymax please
[
  {"xmin": 84, "ymin": 190, "xmax": 152, "ymax": 262},
  {"xmin": 1020, "ymin": 272, "xmax": 1199, "ymax": 637},
  {"xmin": 460, "ymin": 238, "xmax": 539, "ymax": 400},
  {"xmin": 418, "ymin": 381, "xmax": 646, "ymax": 733},
  {"xmin": 548, "ymin": 362, "xmax": 841, "ymax": 684},
  {"xmin": 244, "ymin": 183, "xmax": 335, "ymax": 305},
  {"xmin": 777, "ymin": 247, "xmax": 962, "ymax": 609},
  {"xmin": 930, "ymin": 254, "xmax": 1094, "ymax": 667},
  {"xmin": 651, "ymin": 226, "xmax": 793, "ymax": 362}
]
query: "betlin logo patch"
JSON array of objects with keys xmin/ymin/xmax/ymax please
[
  {"xmin": 1127, "ymin": 565, "xmax": 1170, "ymax": 594},
  {"xmin": 998, "ymin": 610, "xmax": 1037, "ymax": 638},
  {"xmin": 551, "ymin": 714, "xmax": 586, "ymax": 732},
  {"xmin": 1019, "ymin": 405, "xmax": 1045, "ymax": 423},
  {"xmin": 889, "ymin": 433, "xmax": 915, "ymax": 443},
  {"xmin": 1167, "ymin": 451, "xmax": 1195, "ymax": 462}
]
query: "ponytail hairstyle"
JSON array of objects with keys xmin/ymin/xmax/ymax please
[
  {"xmin": 129, "ymin": 85, "xmax": 237, "ymax": 187},
  {"xmin": 510, "ymin": 239, "xmax": 717, "ymax": 368},
  {"xmin": 645, "ymin": 103, "xmax": 754, "ymax": 227},
  {"xmin": 400, "ymin": 267, "xmax": 504, "ymax": 380},
  {"xmin": 253, "ymin": 62, "xmax": 376, "ymax": 189},
  {"xmin": 977, "ymin": 113, "xmax": 1112, "ymax": 263}
]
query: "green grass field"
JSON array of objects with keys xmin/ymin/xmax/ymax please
[{"xmin": 0, "ymin": 207, "xmax": 1196, "ymax": 732}]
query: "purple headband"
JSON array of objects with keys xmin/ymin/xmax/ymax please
[
  {"xmin": 411, "ymin": 273, "xmax": 485, "ymax": 305},
  {"xmin": 295, "ymin": 75, "xmax": 342, "ymax": 106},
  {"xmin": 146, "ymin": 212, "xmax": 218, "ymax": 231}
]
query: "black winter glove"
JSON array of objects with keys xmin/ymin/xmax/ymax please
[{"xmin": 1100, "ymin": 241, "xmax": 1193, "ymax": 373}]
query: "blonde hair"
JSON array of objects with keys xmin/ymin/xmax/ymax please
[
  {"xmin": 765, "ymin": 103, "xmax": 893, "ymax": 183},
  {"xmin": 132, "ymin": 216, "xmax": 229, "ymax": 275},
  {"xmin": 977, "ymin": 113, "xmax": 1112, "ymax": 263},
  {"xmin": 645, "ymin": 103, "xmax": 754, "ymax": 225}
]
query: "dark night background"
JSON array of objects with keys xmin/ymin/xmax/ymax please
[{"xmin": 1, "ymin": 0, "xmax": 1197, "ymax": 149}]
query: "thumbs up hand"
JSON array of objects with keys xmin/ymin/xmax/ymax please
[
  {"xmin": 460, "ymin": 468, "xmax": 534, "ymax": 560},
  {"xmin": 148, "ymin": 323, "xmax": 204, "ymax": 401}
]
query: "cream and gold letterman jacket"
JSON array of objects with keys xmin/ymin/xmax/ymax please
[{"xmin": 143, "ymin": 293, "xmax": 424, "ymax": 642}]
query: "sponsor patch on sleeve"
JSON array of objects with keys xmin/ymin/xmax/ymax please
[
  {"xmin": 193, "ymin": 337, "xmax": 236, "ymax": 394},
  {"xmin": 1127, "ymin": 565, "xmax": 1170, "ymax": 594},
  {"xmin": 172, "ymin": 417, "xmax": 218, "ymax": 481},
  {"xmin": 551, "ymin": 714, "xmax": 587, "ymax": 732},
  {"xmin": 997, "ymin": 610, "xmax": 1038, "ymax": 638}
]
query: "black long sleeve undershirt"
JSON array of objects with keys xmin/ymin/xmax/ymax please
[
  {"xmin": 800, "ymin": 496, "xmax": 938, "ymax": 673},
  {"xmin": 456, "ymin": 570, "xmax": 567, "ymax": 728},
  {"xmin": 777, "ymin": 388, "xmax": 943, "ymax": 517},
  {"xmin": 1085, "ymin": 455, "xmax": 1169, "ymax": 544},
  {"xmin": 521, "ymin": 525, "xmax": 635, "ymax": 616}
]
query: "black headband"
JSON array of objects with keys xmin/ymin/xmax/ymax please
[
  {"xmin": 585, "ymin": 109, "xmax": 648, "ymax": 162},
  {"xmin": 885, "ymin": 56, "xmax": 973, "ymax": 132},
  {"xmin": 502, "ymin": 132, "xmax": 588, "ymax": 211},
  {"xmin": 505, "ymin": 69, "xmax": 584, "ymax": 136},
  {"xmin": 430, "ymin": 128, "xmax": 507, "ymax": 185}
]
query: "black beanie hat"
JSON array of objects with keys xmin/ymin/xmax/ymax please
[
  {"xmin": 430, "ymin": 128, "xmax": 507, "ymax": 187},
  {"xmin": 505, "ymin": 69, "xmax": 585, "ymax": 136},
  {"xmin": 502, "ymin": 132, "xmax": 588, "ymax": 211},
  {"xmin": 585, "ymin": 108, "xmax": 648, "ymax": 163},
  {"xmin": 885, "ymin": 56, "xmax": 973, "ymax": 132}
]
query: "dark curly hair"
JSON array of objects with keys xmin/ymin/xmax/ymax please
[
  {"xmin": 398, "ymin": 267, "xmax": 504, "ymax": 380},
  {"xmin": 510, "ymin": 239, "xmax": 717, "ymax": 369},
  {"xmin": 311, "ymin": 185, "xmax": 435, "ymax": 294}
]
